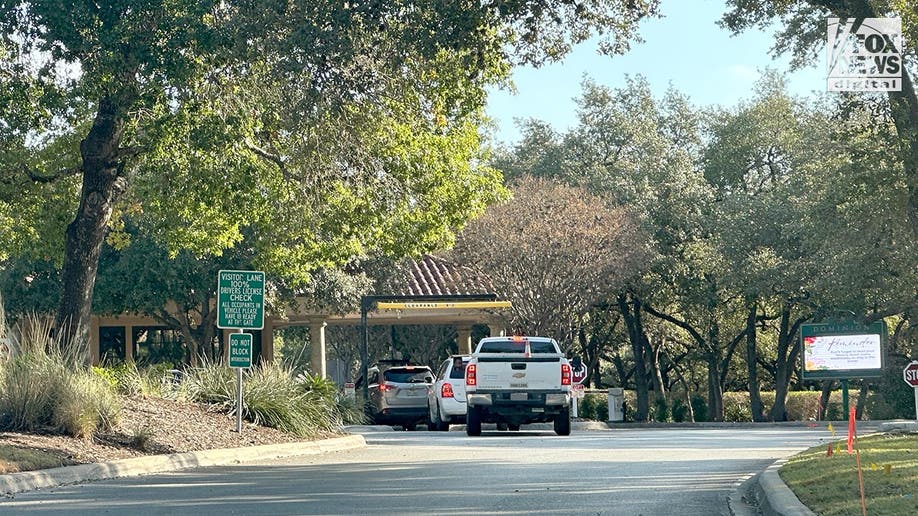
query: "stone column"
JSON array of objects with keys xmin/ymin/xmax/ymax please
[
  {"xmin": 309, "ymin": 321, "xmax": 327, "ymax": 378},
  {"xmin": 456, "ymin": 325, "xmax": 473, "ymax": 355},
  {"xmin": 89, "ymin": 317, "xmax": 100, "ymax": 365},
  {"xmin": 487, "ymin": 324, "xmax": 504, "ymax": 338},
  {"xmin": 124, "ymin": 324, "xmax": 134, "ymax": 362}
]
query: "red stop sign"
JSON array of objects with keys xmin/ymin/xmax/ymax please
[
  {"xmin": 571, "ymin": 365, "xmax": 587, "ymax": 384},
  {"xmin": 904, "ymin": 361, "xmax": 918, "ymax": 387}
]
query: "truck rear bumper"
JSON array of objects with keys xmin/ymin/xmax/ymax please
[{"xmin": 467, "ymin": 391, "xmax": 570, "ymax": 407}]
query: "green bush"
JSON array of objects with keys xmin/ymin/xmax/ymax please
[
  {"xmin": 671, "ymin": 398, "xmax": 689, "ymax": 422},
  {"xmin": 652, "ymin": 396, "xmax": 670, "ymax": 422},
  {"xmin": 179, "ymin": 362, "xmax": 351, "ymax": 436},
  {"xmin": 577, "ymin": 394, "xmax": 598, "ymax": 420},
  {"xmin": 690, "ymin": 395, "xmax": 708, "ymax": 422},
  {"xmin": 0, "ymin": 351, "xmax": 120, "ymax": 438},
  {"xmin": 0, "ymin": 352, "xmax": 64, "ymax": 431},
  {"xmin": 723, "ymin": 392, "xmax": 752, "ymax": 422},
  {"xmin": 54, "ymin": 370, "xmax": 121, "ymax": 438}
]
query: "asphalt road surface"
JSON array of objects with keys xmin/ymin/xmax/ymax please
[{"xmin": 1, "ymin": 425, "xmax": 846, "ymax": 515}]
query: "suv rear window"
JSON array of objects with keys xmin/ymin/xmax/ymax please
[{"xmin": 384, "ymin": 368, "xmax": 433, "ymax": 383}]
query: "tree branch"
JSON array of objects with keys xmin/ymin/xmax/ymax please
[
  {"xmin": 23, "ymin": 163, "xmax": 82, "ymax": 183},
  {"xmin": 642, "ymin": 302, "xmax": 706, "ymax": 347}
]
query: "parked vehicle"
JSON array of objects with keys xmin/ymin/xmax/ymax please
[
  {"xmin": 465, "ymin": 335, "xmax": 572, "ymax": 436},
  {"xmin": 363, "ymin": 361, "xmax": 434, "ymax": 430},
  {"xmin": 427, "ymin": 355, "xmax": 470, "ymax": 431}
]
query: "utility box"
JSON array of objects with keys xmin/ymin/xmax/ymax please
[{"xmin": 608, "ymin": 387, "xmax": 625, "ymax": 422}]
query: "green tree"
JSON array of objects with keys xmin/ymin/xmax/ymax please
[
  {"xmin": 0, "ymin": 1, "xmax": 660, "ymax": 355},
  {"xmin": 721, "ymin": 0, "xmax": 918, "ymax": 237}
]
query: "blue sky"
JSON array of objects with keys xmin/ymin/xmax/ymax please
[{"xmin": 485, "ymin": 0, "xmax": 825, "ymax": 144}]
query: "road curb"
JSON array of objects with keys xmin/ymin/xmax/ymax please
[
  {"xmin": 0, "ymin": 433, "xmax": 366, "ymax": 496},
  {"xmin": 754, "ymin": 458, "xmax": 816, "ymax": 516}
]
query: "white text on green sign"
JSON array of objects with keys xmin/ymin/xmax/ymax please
[
  {"xmin": 229, "ymin": 333, "xmax": 253, "ymax": 368},
  {"xmin": 218, "ymin": 270, "xmax": 265, "ymax": 329}
]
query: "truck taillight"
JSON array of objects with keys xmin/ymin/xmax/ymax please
[
  {"xmin": 466, "ymin": 364, "xmax": 477, "ymax": 386},
  {"xmin": 441, "ymin": 383, "xmax": 455, "ymax": 398},
  {"xmin": 561, "ymin": 363, "xmax": 571, "ymax": 386}
]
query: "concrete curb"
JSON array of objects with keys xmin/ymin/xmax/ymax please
[
  {"xmin": 0, "ymin": 434, "xmax": 366, "ymax": 496},
  {"xmin": 754, "ymin": 458, "xmax": 816, "ymax": 516}
]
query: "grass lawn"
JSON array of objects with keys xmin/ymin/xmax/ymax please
[
  {"xmin": 0, "ymin": 445, "xmax": 68, "ymax": 474},
  {"xmin": 780, "ymin": 433, "xmax": 918, "ymax": 515}
]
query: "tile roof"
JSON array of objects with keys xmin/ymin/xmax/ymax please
[{"xmin": 387, "ymin": 255, "xmax": 496, "ymax": 297}]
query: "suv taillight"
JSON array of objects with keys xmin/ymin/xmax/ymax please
[
  {"xmin": 466, "ymin": 364, "xmax": 477, "ymax": 386},
  {"xmin": 441, "ymin": 383, "xmax": 455, "ymax": 398},
  {"xmin": 561, "ymin": 363, "xmax": 571, "ymax": 386},
  {"xmin": 379, "ymin": 383, "xmax": 396, "ymax": 392}
]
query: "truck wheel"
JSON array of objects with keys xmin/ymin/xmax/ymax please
[
  {"xmin": 508, "ymin": 424, "xmax": 520, "ymax": 431},
  {"xmin": 554, "ymin": 407, "xmax": 571, "ymax": 436},
  {"xmin": 496, "ymin": 422, "xmax": 508, "ymax": 431},
  {"xmin": 466, "ymin": 406, "xmax": 482, "ymax": 436}
]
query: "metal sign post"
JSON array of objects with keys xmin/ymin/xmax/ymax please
[{"xmin": 229, "ymin": 331, "xmax": 253, "ymax": 433}]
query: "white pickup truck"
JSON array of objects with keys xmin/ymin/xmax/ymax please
[{"xmin": 464, "ymin": 335, "xmax": 572, "ymax": 436}]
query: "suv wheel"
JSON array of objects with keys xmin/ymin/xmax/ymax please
[{"xmin": 466, "ymin": 405, "xmax": 482, "ymax": 436}]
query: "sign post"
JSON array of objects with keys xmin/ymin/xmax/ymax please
[
  {"xmin": 904, "ymin": 361, "xmax": 918, "ymax": 422},
  {"xmin": 217, "ymin": 270, "xmax": 264, "ymax": 433}
]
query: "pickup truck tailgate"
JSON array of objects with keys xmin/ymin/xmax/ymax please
[{"xmin": 475, "ymin": 355, "xmax": 563, "ymax": 390}]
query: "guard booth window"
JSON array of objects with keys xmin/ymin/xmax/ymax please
[{"xmin": 99, "ymin": 327, "xmax": 126, "ymax": 363}]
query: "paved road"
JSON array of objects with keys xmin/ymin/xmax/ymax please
[{"xmin": 0, "ymin": 425, "xmax": 845, "ymax": 515}]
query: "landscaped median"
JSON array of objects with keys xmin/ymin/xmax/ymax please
[
  {"xmin": 0, "ymin": 434, "xmax": 366, "ymax": 496},
  {"xmin": 779, "ymin": 433, "xmax": 918, "ymax": 515}
]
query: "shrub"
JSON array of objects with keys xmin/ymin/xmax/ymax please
[
  {"xmin": 723, "ymin": 392, "xmax": 752, "ymax": 422},
  {"xmin": 671, "ymin": 398, "xmax": 689, "ymax": 422},
  {"xmin": 0, "ymin": 353, "xmax": 64, "ymax": 431},
  {"xmin": 54, "ymin": 370, "xmax": 120, "ymax": 438},
  {"xmin": 180, "ymin": 362, "xmax": 350, "ymax": 437},
  {"xmin": 652, "ymin": 396, "xmax": 670, "ymax": 422},
  {"xmin": 690, "ymin": 395, "xmax": 708, "ymax": 422},
  {"xmin": 578, "ymin": 393, "xmax": 598, "ymax": 420}
]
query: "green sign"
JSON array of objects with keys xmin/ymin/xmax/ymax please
[
  {"xmin": 229, "ymin": 333, "xmax": 253, "ymax": 368},
  {"xmin": 801, "ymin": 320, "xmax": 886, "ymax": 380},
  {"xmin": 217, "ymin": 270, "xmax": 265, "ymax": 329}
]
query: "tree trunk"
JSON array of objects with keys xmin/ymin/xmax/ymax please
[
  {"xmin": 55, "ymin": 96, "xmax": 129, "ymax": 361},
  {"xmin": 769, "ymin": 303, "xmax": 806, "ymax": 421},
  {"xmin": 706, "ymin": 354, "xmax": 724, "ymax": 422},
  {"xmin": 618, "ymin": 293, "xmax": 650, "ymax": 422},
  {"xmin": 706, "ymin": 321, "xmax": 724, "ymax": 422},
  {"xmin": 745, "ymin": 300, "xmax": 767, "ymax": 422},
  {"xmin": 649, "ymin": 337, "xmax": 667, "ymax": 401}
]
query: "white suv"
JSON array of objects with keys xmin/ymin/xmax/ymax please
[{"xmin": 427, "ymin": 355, "xmax": 469, "ymax": 431}]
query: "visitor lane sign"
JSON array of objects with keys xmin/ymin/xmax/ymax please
[{"xmin": 217, "ymin": 270, "xmax": 265, "ymax": 330}]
